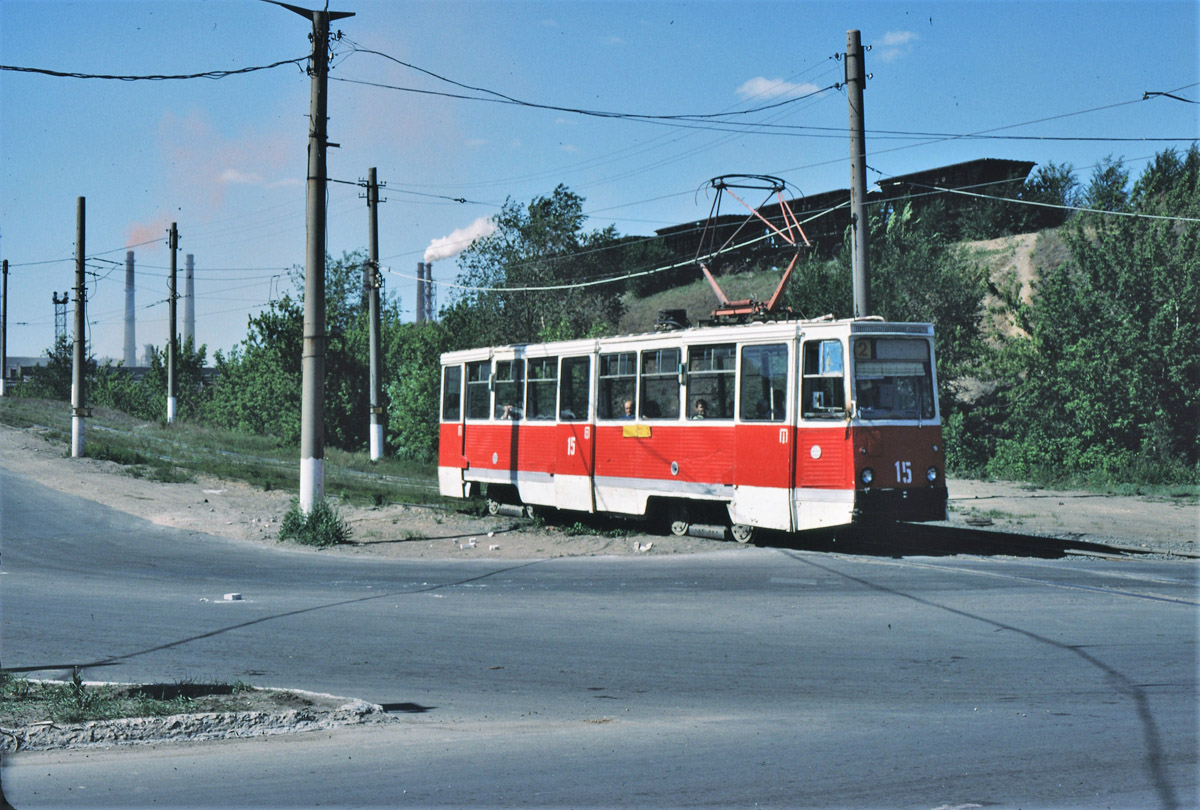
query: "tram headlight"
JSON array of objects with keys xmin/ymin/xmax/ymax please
[
  {"xmin": 860, "ymin": 468, "xmax": 874, "ymax": 485},
  {"xmin": 926, "ymin": 466, "xmax": 939, "ymax": 483}
]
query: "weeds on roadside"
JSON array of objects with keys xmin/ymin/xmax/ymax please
[
  {"xmin": 47, "ymin": 668, "xmax": 119, "ymax": 723},
  {"xmin": 278, "ymin": 498, "xmax": 352, "ymax": 547}
]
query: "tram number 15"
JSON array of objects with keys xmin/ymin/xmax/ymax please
[
  {"xmin": 895, "ymin": 460, "xmax": 912, "ymax": 484},
  {"xmin": 567, "ymin": 437, "xmax": 577, "ymax": 456}
]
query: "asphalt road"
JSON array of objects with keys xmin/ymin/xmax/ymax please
[{"xmin": 2, "ymin": 468, "xmax": 1197, "ymax": 809}]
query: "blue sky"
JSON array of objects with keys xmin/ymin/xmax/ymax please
[{"xmin": 1, "ymin": 0, "xmax": 1196, "ymax": 361}]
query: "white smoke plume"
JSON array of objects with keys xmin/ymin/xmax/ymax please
[{"xmin": 424, "ymin": 216, "xmax": 496, "ymax": 263}]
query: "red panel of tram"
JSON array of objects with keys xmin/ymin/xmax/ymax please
[
  {"xmin": 556, "ymin": 422, "xmax": 594, "ymax": 477},
  {"xmin": 850, "ymin": 425, "xmax": 945, "ymax": 488},
  {"xmin": 593, "ymin": 425, "xmax": 734, "ymax": 484},
  {"xmin": 796, "ymin": 427, "xmax": 853, "ymax": 489},
  {"xmin": 515, "ymin": 424, "xmax": 556, "ymax": 475},
  {"xmin": 733, "ymin": 423, "xmax": 793, "ymax": 489},
  {"xmin": 438, "ymin": 423, "xmax": 467, "ymax": 469}
]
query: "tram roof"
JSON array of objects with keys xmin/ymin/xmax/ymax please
[{"xmin": 440, "ymin": 317, "xmax": 933, "ymax": 363}]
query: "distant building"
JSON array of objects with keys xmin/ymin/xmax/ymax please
[
  {"xmin": 3, "ymin": 355, "xmax": 50, "ymax": 385},
  {"xmin": 655, "ymin": 157, "xmax": 1037, "ymax": 268}
]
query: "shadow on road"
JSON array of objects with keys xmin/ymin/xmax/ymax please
[{"xmin": 758, "ymin": 522, "xmax": 1148, "ymax": 559}]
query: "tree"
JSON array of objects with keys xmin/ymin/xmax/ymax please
[
  {"xmin": 89, "ymin": 338, "xmax": 210, "ymax": 422},
  {"xmin": 204, "ymin": 293, "xmax": 305, "ymax": 443},
  {"xmin": 383, "ymin": 322, "xmax": 448, "ymax": 463},
  {"xmin": 445, "ymin": 185, "xmax": 629, "ymax": 348},
  {"xmin": 990, "ymin": 147, "xmax": 1200, "ymax": 483},
  {"xmin": 1082, "ymin": 155, "xmax": 1130, "ymax": 213},
  {"xmin": 1015, "ymin": 161, "xmax": 1081, "ymax": 231},
  {"xmin": 22, "ymin": 335, "xmax": 83, "ymax": 400},
  {"xmin": 204, "ymin": 251, "xmax": 404, "ymax": 451}
]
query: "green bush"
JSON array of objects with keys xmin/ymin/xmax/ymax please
[{"xmin": 278, "ymin": 498, "xmax": 352, "ymax": 547}]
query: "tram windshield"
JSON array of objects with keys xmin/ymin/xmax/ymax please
[{"xmin": 852, "ymin": 337, "xmax": 936, "ymax": 420}]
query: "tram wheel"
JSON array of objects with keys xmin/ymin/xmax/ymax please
[
  {"xmin": 667, "ymin": 503, "xmax": 690, "ymax": 537},
  {"xmin": 524, "ymin": 504, "xmax": 536, "ymax": 520},
  {"xmin": 487, "ymin": 498, "xmax": 501, "ymax": 516},
  {"xmin": 731, "ymin": 524, "xmax": 755, "ymax": 544}
]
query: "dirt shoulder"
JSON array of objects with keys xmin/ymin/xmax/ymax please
[{"xmin": 0, "ymin": 423, "xmax": 1195, "ymax": 559}]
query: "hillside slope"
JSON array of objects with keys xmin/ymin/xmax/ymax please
[{"xmin": 618, "ymin": 230, "xmax": 1059, "ymax": 336}]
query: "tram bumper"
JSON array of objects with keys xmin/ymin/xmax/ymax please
[{"xmin": 853, "ymin": 485, "xmax": 948, "ymax": 523}]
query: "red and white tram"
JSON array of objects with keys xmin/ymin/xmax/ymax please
[{"xmin": 438, "ymin": 316, "xmax": 948, "ymax": 542}]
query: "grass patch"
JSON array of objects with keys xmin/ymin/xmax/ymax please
[
  {"xmin": 0, "ymin": 671, "xmax": 303, "ymax": 727},
  {"xmin": 0, "ymin": 397, "xmax": 448, "ymax": 507},
  {"xmin": 278, "ymin": 498, "xmax": 352, "ymax": 547}
]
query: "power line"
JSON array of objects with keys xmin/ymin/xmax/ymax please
[
  {"xmin": 913, "ymin": 183, "xmax": 1200, "ymax": 223},
  {"xmin": 338, "ymin": 42, "xmax": 840, "ymax": 123},
  {"xmin": 0, "ymin": 56, "xmax": 309, "ymax": 81}
]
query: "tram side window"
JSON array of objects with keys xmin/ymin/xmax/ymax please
[
  {"xmin": 641, "ymin": 347, "xmax": 681, "ymax": 420},
  {"xmin": 525, "ymin": 357, "xmax": 557, "ymax": 420},
  {"xmin": 494, "ymin": 360, "xmax": 524, "ymax": 420},
  {"xmin": 559, "ymin": 356, "xmax": 591, "ymax": 421},
  {"xmin": 801, "ymin": 339, "xmax": 846, "ymax": 419},
  {"xmin": 598, "ymin": 352, "xmax": 636, "ymax": 419},
  {"xmin": 740, "ymin": 343, "xmax": 788, "ymax": 422},
  {"xmin": 465, "ymin": 361, "xmax": 490, "ymax": 420},
  {"xmin": 441, "ymin": 365, "xmax": 463, "ymax": 421},
  {"xmin": 687, "ymin": 344, "xmax": 735, "ymax": 419}
]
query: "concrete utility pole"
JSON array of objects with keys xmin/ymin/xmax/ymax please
[
  {"xmin": 184, "ymin": 253, "xmax": 195, "ymax": 348},
  {"xmin": 846, "ymin": 29, "xmax": 871, "ymax": 318},
  {"xmin": 365, "ymin": 167, "xmax": 385, "ymax": 461},
  {"xmin": 1, "ymin": 259, "xmax": 8, "ymax": 397},
  {"xmin": 124, "ymin": 251, "xmax": 136, "ymax": 368},
  {"xmin": 274, "ymin": 1, "xmax": 355, "ymax": 513},
  {"xmin": 72, "ymin": 197, "xmax": 87, "ymax": 458},
  {"xmin": 167, "ymin": 222, "xmax": 179, "ymax": 424}
]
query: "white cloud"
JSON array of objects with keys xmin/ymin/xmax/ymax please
[
  {"xmin": 424, "ymin": 216, "xmax": 497, "ymax": 263},
  {"xmin": 219, "ymin": 168, "xmax": 263, "ymax": 185},
  {"xmin": 736, "ymin": 77, "xmax": 820, "ymax": 101},
  {"xmin": 873, "ymin": 30, "xmax": 918, "ymax": 62}
]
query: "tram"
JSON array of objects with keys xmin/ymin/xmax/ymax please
[{"xmin": 437, "ymin": 315, "xmax": 948, "ymax": 542}]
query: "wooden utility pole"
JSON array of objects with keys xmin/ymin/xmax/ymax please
[
  {"xmin": 846, "ymin": 29, "xmax": 871, "ymax": 318},
  {"xmin": 365, "ymin": 167, "xmax": 384, "ymax": 461},
  {"xmin": 273, "ymin": 1, "xmax": 355, "ymax": 513},
  {"xmin": 167, "ymin": 222, "xmax": 179, "ymax": 424},
  {"xmin": 71, "ymin": 197, "xmax": 87, "ymax": 458}
]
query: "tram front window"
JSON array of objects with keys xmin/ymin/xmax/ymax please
[{"xmin": 852, "ymin": 338, "xmax": 935, "ymax": 420}]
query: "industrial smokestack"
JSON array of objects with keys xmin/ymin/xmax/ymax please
[
  {"xmin": 184, "ymin": 254, "xmax": 195, "ymax": 348},
  {"xmin": 416, "ymin": 262, "xmax": 426, "ymax": 324},
  {"xmin": 424, "ymin": 261, "xmax": 434, "ymax": 322},
  {"xmin": 124, "ymin": 251, "xmax": 136, "ymax": 367}
]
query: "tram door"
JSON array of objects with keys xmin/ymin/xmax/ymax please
[
  {"xmin": 554, "ymin": 356, "xmax": 596, "ymax": 512},
  {"xmin": 732, "ymin": 343, "xmax": 795, "ymax": 532},
  {"xmin": 439, "ymin": 363, "xmax": 469, "ymax": 498}
]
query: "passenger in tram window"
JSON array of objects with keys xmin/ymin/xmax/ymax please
[
  {"xmin": 500, "ymin": 403, "xmax": 522, "ymax": 420},
  {"xmin": 621, "ymin": 399, "xmax": 635, "ymax": 419},
  {"xmin": 691, "ymin": 399, "xmax": 708, "ymax": 419}
]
